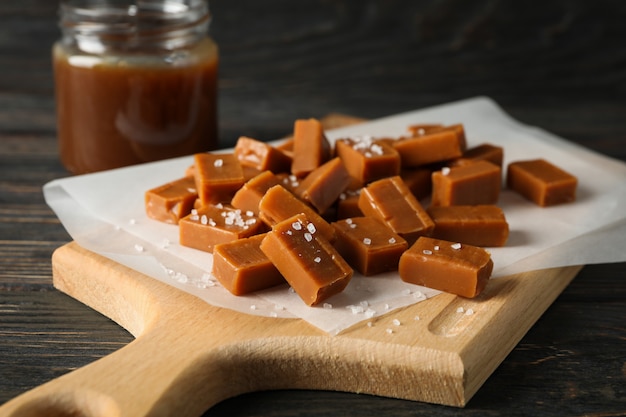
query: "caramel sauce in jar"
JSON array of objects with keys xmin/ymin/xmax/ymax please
[{"xmin": 53, "ymin": 0, "xmax": 219, "ymax": 174}]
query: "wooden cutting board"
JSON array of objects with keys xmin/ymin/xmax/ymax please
[{"xmin": 1, "ymin": 114, "xmax": 583, "ymax": 416}]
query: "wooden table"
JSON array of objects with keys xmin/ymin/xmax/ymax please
[{"xmin": 1, "ymin": 1, "xmax": 624, "ymax": 416}]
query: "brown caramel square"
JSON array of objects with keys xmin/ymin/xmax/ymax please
[
  {"xmin": 258, "ymin": 185, "xmax": 336, "ymax": 242},
  {"xmin": 234, "ymin": 136, "xmax": 292, "ymax": 173},
  {"xmin": 507, "ymin": 159, "xmax": 577, "ymax": 206},
  {"xmin": 260, "ymin": 213, "xmax": 353, "ymax": 306},
  {"xmin": 179, "ymin": 204, "xmax": 263, "ymax": 253},
  {"xmin": 358, "ymin": 176, "xmax": 434, "ymax": 244},
  {"xmin": 212, "ymin": 233, "xmax": 285, "ymax": 296},
  {"xmin": 393, "ymin": 126, "xmax": 466, "ymax": 167},
  {"xmin": 295, "ymin": 157, "xmax": 351, "ymax": 214},
  {"xmin": 194, "ymin": 153, "xmax": 245, "ymax": 205},
  {"xmin": 145, "ymin": 176, "xmax": 198, "ymax": 224},
  {"xmin": 231, "ymin": 170, "xmax": 282, "ymax": 215},
  {"xmin": 427, "ymin": 205, "xmax": 509, "ymax": 247},
  {"xmin": 399, "ymin": 236, "xmax": 493, "ymax": 298},
  {"xmin": 335, "ymin": 136, "xmax": 401, "ymax": 184},
  {"xmin": 332, "ymin": 217, "xmax": 408, "ymax": 276},
  {"xmin": 431, "ymin": 160, "xmax": 501, "ymax": 206},
  {"xmin": 291, "ymin": 118, "xmax": 332, "ymax": 178}
]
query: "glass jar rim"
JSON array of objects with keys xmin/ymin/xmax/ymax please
[{"xmin": 59, "ymin": 0, "xmax": 211, "ymax": 52}]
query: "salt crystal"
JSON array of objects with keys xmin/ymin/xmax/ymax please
[
  {"xmin": 200, "ymin": 215, "xmax": 208, "ymax": 225},
  {"xmin": 307, "ymin": 223, "xmax": 316, "ymax": 234},
  {"xmin": 292, "ymin": 221, "xmax": 302, "ymax": 231},
  {"xmin": 214, "ymin": 159, "xmax": 223, "ymax": 167},
  {"xmin": 364, "ymin": 309, "xmax": 376, "ymax": 319},
  {"xmin": 423, "ymin": 249, "xmax": 433, "ymax": 255},
  {"xmin": 434, "ymin": 245, "xmax": 440, "ymax": 251},
  {"xmin": 363, "ymin": 238, "xmax": 372, "ymax": 245},
  {"xmin": 304, "ymin": 233, "xmax": 313, "ymax": 242},
  {"xmin": 134, "ymin": 243, "xmax": 144, "ymax": 252},
  {"xmin": 465, "ymin": 308, "xmax": 474, "ymax": 316},
  {"xmin": 313, "ymin": 256, "xmax": 321, "ymax": 263},
  {"xmin": 451, "ymin": 242, "xmax": 462, "ymax": 250},
  {"xmin": 389, "ymin": 237, "xmax": 396, "ymax": 244},
  {"xmin": 414, "ymin": 315, "xmax": 420, "ymax": 321},
  {"xmin": 323, "ymin": 303, "xmax": 333, "ymax": 310},
  {"xmin": 442, "ymin": 167, "xmax": 451, "ymax": 176},
  {"xmin": 456, "ymin": 307, "xmax": 465, "ymax": 313},
  {"xmin": 392, "ymin": 319, "xmax": 401, "ymax": 326},
  {"xmin": 386, "ymin": 328, "xmax": 393, "ymax": 334}
]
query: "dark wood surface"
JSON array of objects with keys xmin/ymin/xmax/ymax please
[{"xmin": 1, "ymin": 1, "xmax": 625, "ymax": 415}]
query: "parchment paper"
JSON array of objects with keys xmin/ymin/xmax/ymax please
[{"xmin": 43, "ymin": 97, "xmax": 626, "ymax": 335}]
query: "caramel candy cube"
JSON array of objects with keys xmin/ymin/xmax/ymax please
[
  {"xmin": 194, "ymin": 153, "xmax": 245, "ymax": 205},
  {"xmin": 258, "ymin": 185, "xmax": 336, "ymax": 242},
  {"xmin": 507, "ymin": 159, "xmax": 577, "ymax": 206},
  {"xmin": 407, "ymin": 123, "xmax": 443, "ymax": 136},
  {"xmin": 296, "ymin": 157, "xmax": 351, "ymax": 214},
  {"xmin": 231, "ymin": 170, "xmax": 282, "ymax": 215},
  {"xmin": 145, "ymin": 176, "xmax": 198, "ymax": 224},
  {"xmin": 260, "ymin": 213, "xmax": 353, "ymax": 306},
  {"xmin": 358, "ymin": 176, "xmax": 434, "ymax": 244},
  {"xmin": 335, "ymin": 136, "xmax": 400, "ymax": 184},
  {"xmin": 427, "ymin": 205, "xmax": 509, "ymax": 247},
  {"xmin": 393, "ymin": 127, "xmax": 466, "ymax": 167},
  {"xmin": 291, "ymin": 118, "xmax": 332, "ymax": 178},
  {"xmin": 234, "ymin": 136, "xmax": 292, "ymax": 173},
  {"xmin": 332, "ymin": 217, "xmax": 408, "ymax": 276},
  {"xmin": 179, "ymin": 204, "xmax": 263, "ymax": 253},
  {"xmin": 453, "ymin": 143, "xmax": 503, "ymax": 168},
  {"xmin": 212, "ymin": 233, "xmax": 285, "ymax": 296},
  {"xmin": 336, "ymin": 189, "xmax": 363, "ymax": 220},
  {"xmin": 399, "ymin": 237, "xmax": 493, "ymax": 298},
  {"xmin": 431, "ymin": 160, "xmax": 501, "ymax": 206},
  {"xmin": 401, "ymin": 167, "xmax": 433, "ymax": 200}
]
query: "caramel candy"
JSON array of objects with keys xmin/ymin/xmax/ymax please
[
  {"xmin": 431, "ymin": 160, "xmax": 501, "ymax": 206},
  {"xmin": 358, "ymin": 176, "xmax": 434, "ymax": 244},
  {"xmin": 336, "ymin": 189, "xmax": 363, "ymax": 220},
  {"xmin": 335, "ymin": 136, "xmax": 400, "ymax": 184},
  {"xmin": 258, "ymin": 184, "xmax": 335, "ymax": 242},
  {"xmin": 393, "ymin": 127, "xmax": 466, "ymax": 167},
  {"xmin": 399, "ymin": 237, "xmax": 493, "ymax": 298},
  {"xmin": 400, "ymin": 167, "xmax": 433, "ymax": 200},
  {"xmin": 453, "ymin": 143, "xmax": 503, "ymax": 168},
  {"xmin": 234, "ymin": 136, "xmax": 292, "ymax": 173},
  {"xmin": 179, "ymin": 204, "xmax": 263, "ymax": 253},
  {"xmin": 275, "ymin": 173, "xmax": 301, "ymax": 192},
  {"xmin": 407, "ymin": 123, "xmax": 443, "ymax": 136},
  {"xmin": 145, "ymin": 176, "xmax": 198, "ymax": 224},
  {"xmin": 507, "ymin": 159, "xmax": 577, "ymax": 206},
  {"xmin": 194, "ymin": 153, "xmax": 245, "ymax": 205},
  {"xmin": 212, "ymin": 233, "xmax": 285, "ymax": 295},
  {"xmin": 260, "ymin": 213, "xmax": 353, "ymax": 306},
  {"xmin": 427, "ymin": 205, "xmax": 509, "ymax": 247},
  {"xmin": 231, "ymin": 170, "xmax": 282, "ymax": 215},
  {"xmin": 291, "ymin": 118, "xmax": 332, "ymax": 178},
  {"xmin": 296, "ymin": 157, "xmax": 351, "ymax": 214},
  {"xmin": 332, "ymin": 217, "xmax": 408, "ymax": 276}
]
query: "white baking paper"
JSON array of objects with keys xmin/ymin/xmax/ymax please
[{"xmin": 43, "ymin": 97, "xmax": 626, "ymax": 335}]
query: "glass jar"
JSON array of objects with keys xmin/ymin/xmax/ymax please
[{"xmin": 53, "ymin": 0, "xmax": 219, "ymax": 174}]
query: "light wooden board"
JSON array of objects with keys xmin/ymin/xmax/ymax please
[
  {"xmin": 1, "ymin": 241, "xmax": 581, "ymax": 416},
  {"xmin": 1, "ymin": 114, "xmax": 583, "ymax": 416}
]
